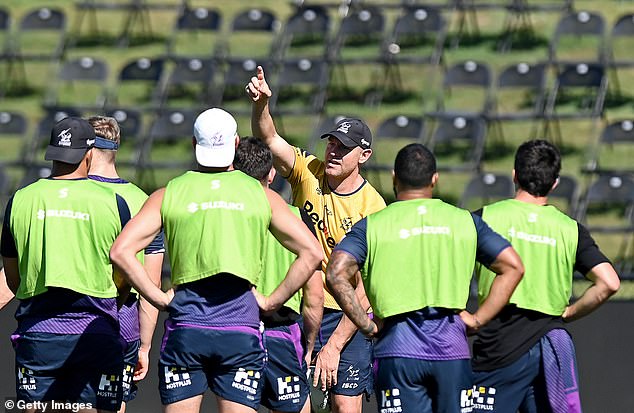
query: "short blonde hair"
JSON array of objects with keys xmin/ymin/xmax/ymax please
[{"xmin": 88, "ymin": 116, "xmax": 121, "ymax": 145}]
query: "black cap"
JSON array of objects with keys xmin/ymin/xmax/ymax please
[
  {"xmin": 320, "ymin": 118, "xmax": 372, "ymax": 149},
  {"xmin": 45, "ymin": 117, "xmax": 96, "ymax": 164}
]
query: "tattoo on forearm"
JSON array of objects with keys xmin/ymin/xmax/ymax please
[{"xmin": 327, "ymin": 251, "xmax": 371, "ymax": 332}]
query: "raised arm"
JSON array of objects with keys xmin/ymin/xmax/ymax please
[
  {"xmin": 246, "ymin": 65, "xmax": 296, "ymax": 177},
  {"xmin": 110, "ymin": 188, "xmax": 172, "ymax": 311},
  {"xmin": 255, "ymin": 188, "xmax": 323, "ymax": 312},
  {"xmin": 562, "ymin": 262, "xmax": 620, "ymax": 322}
]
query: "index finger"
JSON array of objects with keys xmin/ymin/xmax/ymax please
[{"xmin": 257, "ymin": 65, "xmax": 265, "ymax": 79}]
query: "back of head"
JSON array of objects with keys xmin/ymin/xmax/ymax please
[
  {"xmin": 394, "ymin": 143, "xmax": 437, "ymax": 189},
  {"xmin": 233, "ymin": 137, "xmax": 273, "ymax": 182},
  {"xmin": 88, "ymin": 116, "xmax": 120, "ymax": 164},
  {"xmin": 88, "ymin": 116, "xmax": 121, "ymax": 145},
  {"xmin": 514, "ymin": 140, "xmax": 561, "ymax": 197}
]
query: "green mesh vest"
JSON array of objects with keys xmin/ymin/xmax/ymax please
[
  {"xmin": 477, "ymin": 199, "xmax": 578, "ymax": 316},
  {"xmin": 257, "ymin": 205, "xmax": 302, "ymax": 314},
  {"xmin": 93, "ymin": 180, "xmax": 148, "ymax": 264},
  {"xmin": 9, "ymin": 179, "xmax": 123, "ymax": 299},
  {"xmin": 363, "ymin": 198, "xmax": 477, "ymax": 318},
  {"xmin": 161, "ymin": 171, "xmax": 271, "ymax": 286}
]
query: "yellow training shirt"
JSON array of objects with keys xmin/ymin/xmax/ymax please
[{"xmin": 286, "ymin": 147, "xmax": 386, "ymax": 309}]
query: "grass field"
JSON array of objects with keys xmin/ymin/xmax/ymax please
[{"xmin": 2, "ymin": 0, "xmax": 634, "ymax": 296}]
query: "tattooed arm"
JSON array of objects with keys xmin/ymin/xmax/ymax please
[{"xmin": 326, "ymin": 250, "xmax": 377, "ymax": 337}]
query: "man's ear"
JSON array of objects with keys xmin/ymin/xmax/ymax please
[{"xmin": 358, "ymin": 148, "xmax": 372, "ymax": 165}]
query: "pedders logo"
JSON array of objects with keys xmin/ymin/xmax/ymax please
[{"xmin": 303, "ymin": 200, "xmax": 336, "ymax": 248}]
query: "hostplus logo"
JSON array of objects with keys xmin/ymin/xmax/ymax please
[
  {"xmin": 17, "ymin": 367, "xmax": 36, "ymax": 391},
  {"xmin": 472, "ymin": 386, "xmax": 496, "ymax": 411},
  {"xmin": 232, "ymin": 368, "xmax": 260, "ymax": 400},
  {"xmin": 122, "ymin": 364, "xmax": 134, "ymax": 392},
  {"xmin": 276, "ymin": 375, "xmax": 301, "ymax": 402},
  {"xmin": 97, "ymin": 374, "xmax": 120, "ymax": 398},
  {"xmin": 460, "ymin": 387, "xmax": 474, "ymax": 412},
  {"xmin": 380, "ymin": 388, "xmax": 402, "ymax": 413},
  {"xmin": 164, "ymin": 366, "xmax": 192, "ymax": 389}
]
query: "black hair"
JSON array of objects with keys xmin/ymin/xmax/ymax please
[
  {"xmin": 394, "ymin": 143, "xmax": 437, "ymax": 188},
  {"xmin": 233, "ymin": 136, "xmax": 273, "ymax": 181},
  {"xmin": 514, "ymin": 139, "xmax": 561, "ymax": 197}
]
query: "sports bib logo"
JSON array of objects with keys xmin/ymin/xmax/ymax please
[
  {"xmin": 380, "ymin": 388, "xmax": 402, "ymax": 413},
  {"xmin": 163, "ymin": 366, "xmax": 192, "ymax": 389},
  {"xmin": 277, "ymin": 375, "xmax": 301, "ymax": 402}
]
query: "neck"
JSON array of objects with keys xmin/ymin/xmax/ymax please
[
  {"xmin": 196, "ymin": 164, "xmax": 233, "ymax": 173},
  {"xmin": 88, "ymin": 162, "xmax": 119, "ymax": 179},
  {"xmin": 396, "ymin": 187, "xmax": 433, "ymax": 201},
  {"xmin": 327, "ymin": 169, "xmax": 364, "ymax": 194},
  {"xmin": 51, "ymin": 162, "xmax": 87, "ymax": 179},
  {"xmin": 515, "ymin": 188, "xmax": 548, "ymax": 205}
]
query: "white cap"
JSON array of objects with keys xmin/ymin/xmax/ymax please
[{"xmin": 193, "ymin": 108, "xmax": 238, "ymax": 167}]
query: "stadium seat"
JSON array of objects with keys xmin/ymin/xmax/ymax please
[
  {"xmin": 576, "ymin": 174, "xmax": 634, "ymax": 277},
  {"xmin": 489, "ymin": 61, "xmax": 548, "ymax": 142},
  {"xmin": 549, "ymin": 10, "xmax": 605, "ymax": 64},
  {"xmin": 584, "ymin": 119, "xmax": 634, "ymax": 176},
  {"xmin": 328, "ymin": 5, "xmax": 386, "ymax": 104},
  {"xmin": 427, "ymin": 115, "xmax": 487, "ymax": 173},
  {"xmin": 45, "ymin": 56, "xmax": 109, "ymax": 111},
  {"xmin": 378, "ymin": 5, "xmax": 446, "ymax": 102},
  {"xmin": 269, "ymin": 57, "xmax": 329, "ymax": 116},
  {"xmin": 365, "ymin": 114, "xmax": 426, "ymax": 193},
  {"xmin": 109, "ymin": 57, "xmax": 166, "ymax": 109},
  {"xmin": 160, "ymin": 57, "xmax": 216, "ymax": 108},
  {"xmin": 166, "ymin": 7, "xmax": 223, "ymax": 59},
  {"xmin": 542, "ymin": 63, "xmax": 608, "ymax": 142},
  {"xmin": 277, "ymin": 5, "xmax": 331, "ymax": 60},
  {"xmin": 458, "ymin": 173, "xmax": 515, "ymax": 210},
  {"xmin": 222, "ymin": 8, "xmax": 281, "ymax": 60},
  {"xmin": 15, "ymin": 7, "xmax": 67, "ymax": 60}
]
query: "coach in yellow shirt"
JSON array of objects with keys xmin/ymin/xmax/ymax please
[{"xmin": 247, "ymin": 66, "xmax": 386, "ymax": 413}]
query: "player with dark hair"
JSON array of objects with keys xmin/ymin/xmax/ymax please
[
  {"xmin": 247, "ymin": 65, "xmax": 385, "ymax": 413},
  {"xmin": 327, "ymin": 143, "xmax": 524, "ymax": 413},
  {"xmin": 87, "ymin": 115, "xmax": 165, "ymax": 413},
  {"xmin": 471, "ymin": 139, "xmax": 620, "ymax": 412},
  {"xmin": 234, "ymin": 137, "xmax": 323, "ymax": 413},
  {"xmin": 1, "ymin": 117, "xmax": 130, "ymax": 412},
  {"xmin": 110, "ymin": 108, "xmax": 322, "ymax": 413}
]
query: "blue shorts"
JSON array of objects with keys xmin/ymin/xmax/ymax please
[
  {"xmin": 261, "ymin": 322, "xmax": 310, "ymax": 412},
  {"xmin": 312, "ymin": 310, "xmax": 373, "ymax": 397},
  {"xmin": 473, "ymin": 330, "xmax": 581, "ymax": 413},
  {"xmin": 158, "ymin": 321, "xmax": 265, "ymax": 409},
  {"xmin": 375, "ymin": 357, "xmax": 473, "ymax": 413},
  {"xmin": 12, "ymin": 332, "xmax": 123, "ymax": 411},
  {"xmin": 122, "ymin": 339, "xmax": 140, "ymax": 403},
  {"xmin": 473, "ymin": 343, "xmax": 543, "ymax": 413}
]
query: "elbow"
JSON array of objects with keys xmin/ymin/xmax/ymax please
[
  {"xmin": 109, "ymin": 241, "xmax": 125, "ymax": 267},
  {"xmin": 605, "ymin": 276, "xmax": 620, "ymax": 297},
  {"xmin": 307, "ymin": 245, "xmax": 324, "ymax": 273}
]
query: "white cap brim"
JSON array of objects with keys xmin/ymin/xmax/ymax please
[{"xmin": 195, "ymin": 142, "xmax": 235, "ymax": 168}]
